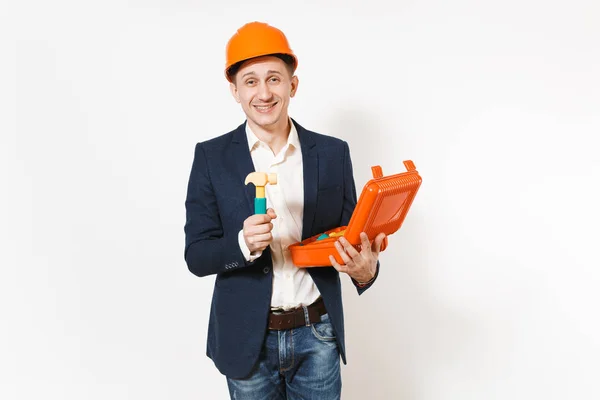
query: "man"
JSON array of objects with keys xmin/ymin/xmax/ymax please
[{"xmin": 184, "ymin": 21, "xmax": 386, "ymax": 399}]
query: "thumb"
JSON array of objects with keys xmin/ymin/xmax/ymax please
[
  {"xmin": 372, "ymin": 233, "xmax": 386, "ymax": 256},
  {"xmin": 267, "ymin": 208, "xmax": 277, "ymax": 219}
]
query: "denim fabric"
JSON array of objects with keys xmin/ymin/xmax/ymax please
[{"xmin": 226, "ymin": 313, "xmax": 341, "ymax": 400}]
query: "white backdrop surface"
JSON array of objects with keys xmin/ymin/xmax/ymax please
[{"xmin": 2, "ymin": 1, "xmax": 600, "ymax": 399}]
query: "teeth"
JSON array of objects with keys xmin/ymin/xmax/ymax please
[{"xmin": 254, "ymin": 103, "xmax": 275, "ymax": 110}]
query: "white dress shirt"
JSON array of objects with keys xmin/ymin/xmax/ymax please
[{"xmin": 237, "ymin": 120, "xmax": 321, "ymax": 310}]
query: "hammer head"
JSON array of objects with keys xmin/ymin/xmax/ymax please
[{"xmin": 245, "ymin": 172, "xmax": 277, "ymax": 187}]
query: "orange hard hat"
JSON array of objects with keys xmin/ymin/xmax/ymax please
[{"xmin": 225, "ymin": 21, "xmax": 298, "ymax": 82}]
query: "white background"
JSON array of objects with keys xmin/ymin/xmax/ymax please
[{"xmin": 2, "ymin": 0, "xmax": 600, "ymax": 399}]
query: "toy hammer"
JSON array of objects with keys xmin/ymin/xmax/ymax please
[{"xmin": 245, "ymin": 172, "xmax": 277, "ymax": 214}]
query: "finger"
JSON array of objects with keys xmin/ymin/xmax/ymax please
[
  {"xmin": 266, "ymin": 208, "xmax": 277, "ymax": 219},
  {"xmin": 338, "ymin": 237, "xmax": 360, "ymax": 259},
  {"xmin": 245, "ymin": 222, "xmax": 272, "ymax": 236},
  {"xmin": 359, "ymin": 232, "xmax": 371, "ymax": 254},
  {"xmin": 255, "ymin": 222, "xmax": 275, "ymax": 234},
  {"xmin": 334, "ymin": 240, "xmax": 353, "ymax": 265},
  {"xmin": 254, "ymin": 241, "xmax": 273, "ymax": 251},
  {"xmin": 329, "ymin": 255, "xmax": 349, "ymax": 274},
  {"xmin": 247, "ymin": 214, "xmax": 272, "ymax": 226},
  {"xmin": 247, "ymin": 232, "xmax": 272, "ymax": 244},
  {"xmin": 372, "ymin": 233, "xmax": 386, "ymax": 256}
]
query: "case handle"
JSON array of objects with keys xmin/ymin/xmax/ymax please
[
  {"xmin": 371, "ymin": 165, "xmax": 383, "ymax": 179},
  {"xmin": 403, "ymin": 160, "xmax": 417, "ymax": 171}
]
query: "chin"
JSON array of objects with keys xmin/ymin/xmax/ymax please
[{"xmin": 253, "ymin": 113, "xmax": 281, "ymax": 128}]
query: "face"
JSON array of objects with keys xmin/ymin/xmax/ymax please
[{"xmin": 230, "ymin": 56, "xmax": 299, "ymax": 132}]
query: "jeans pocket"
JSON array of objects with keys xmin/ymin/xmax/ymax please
[{"xmin": 310, "ymin": 314, "xmax": 337, "ymax": 342}]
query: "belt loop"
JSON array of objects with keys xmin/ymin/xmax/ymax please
[{"xmin": 301, "ymin": 304, "xmax": 310, "ymax": 327}]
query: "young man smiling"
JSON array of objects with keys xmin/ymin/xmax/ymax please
[
  {"xmin": 229, "ymin": 53, "xmax": 298, "ymax": 158},
  {"xmin": 184, "ymin": 21, "xmax": 386, "ymax": 399}
]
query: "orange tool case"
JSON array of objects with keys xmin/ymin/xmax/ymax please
[{"xmin": 289, "ymin": 160, "xmax": 422, "ymax": 267}]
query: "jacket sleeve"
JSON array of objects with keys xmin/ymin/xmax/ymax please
[
  {"xmin": 184, "ymin": 143, "xmax": 255, "ymax": 277},
  {"xmin": 340, "ymin": 141, "xmax": 380, "ymax": 295}
]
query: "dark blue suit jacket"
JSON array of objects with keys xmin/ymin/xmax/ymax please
[{"xmin": 184, "ymin": 119, "xmax": 379, "ymax": 379}]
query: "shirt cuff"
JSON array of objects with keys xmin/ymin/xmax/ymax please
[{"xmin": 238, "ymin": 229, "xmax": 262, "ymax": 262}]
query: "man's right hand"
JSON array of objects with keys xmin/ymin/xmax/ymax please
[{"xmin": 243, "ymin": 208, "xmax": 277, "ymax": 253}]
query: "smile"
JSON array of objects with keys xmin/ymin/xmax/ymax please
[{"xmin": 253, "ymin": 102, "xmax": 278, "ymax": 113}]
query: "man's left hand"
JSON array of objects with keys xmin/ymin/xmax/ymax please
[{"xmin": 329, "ymin": 232, "xmax": 386, "ymax": 284}]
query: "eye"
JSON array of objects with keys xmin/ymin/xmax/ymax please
[
  {"xmin": 246, "ymin": 79, "xmax": 256, "ymax": 86},
  {"xmin": 269, "ymin": 77, "xmax": 280, "ymax": 83}
]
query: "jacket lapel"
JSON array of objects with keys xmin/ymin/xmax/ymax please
[
  {"xmin": 231, "ymin": 122, "xmax": 256, "ymax": 214},
  {"xmin": 294, "ymin": 119, "xmax": 318, "ymax": 240}
]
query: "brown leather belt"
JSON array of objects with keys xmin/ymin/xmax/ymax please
[{"xmin": 268, "ymin": 297, "xmax": 327, "ymax": 330}]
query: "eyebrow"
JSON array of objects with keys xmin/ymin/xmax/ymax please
[{"xmin": 241, "ymin": 70, "xmax": 284, "ymax": 79}]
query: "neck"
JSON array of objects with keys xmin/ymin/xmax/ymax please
[{"xmin": 248, "ymin": 117, "xmax": 291, "ymax": 156}]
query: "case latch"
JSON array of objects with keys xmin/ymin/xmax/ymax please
[
  {"xmin": 371, "ymin": 165, "xmax": 383, "ymax": 179},
  {"xmin": 403, "ymin": 160, "xmax": 416, "ymax": 171}
]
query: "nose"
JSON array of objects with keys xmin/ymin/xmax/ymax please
[{"xmin": 257, "ymin": 81, "xmax": 273, "ymax": 102}]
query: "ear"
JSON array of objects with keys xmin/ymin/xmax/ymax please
[
  {"xmin": 230, "ymin": 82, "xmax": 240, "ymax": 103},
  {"xmin": 290, "ymin": 75, "xmax": 299, "ymax": 98}
]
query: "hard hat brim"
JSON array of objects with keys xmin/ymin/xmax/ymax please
[{"xmin": 225, "ymin": 53, "xmax": 298, "ymax": 82}]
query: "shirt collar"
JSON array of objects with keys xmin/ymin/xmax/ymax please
[{"xmin": 245, "ymin": 119, "xmax": 300, "ymax": 153}]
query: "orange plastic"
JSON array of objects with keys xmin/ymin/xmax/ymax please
[
  {"xmin": 289, "ymin": 160, "xmax": 422, "ymax": 267},
  {"xmin": 225, "ymin": 21, "xmax": 298, "ymax": 82}
]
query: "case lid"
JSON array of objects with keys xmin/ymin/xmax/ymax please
[{"xmin": 343, "ymin": 160, "xmax": 422, "ymax": 244}]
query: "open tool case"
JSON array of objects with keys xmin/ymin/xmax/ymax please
[{"xmin": 289, "ymin": 160, "xmax": 422, "ymax": 267}]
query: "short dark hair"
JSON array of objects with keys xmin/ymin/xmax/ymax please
[{"xmin": 228, "ymin": 53, "xmax": 295, "ymax": 83}]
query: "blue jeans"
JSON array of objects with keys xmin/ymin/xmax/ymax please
[{"xmin": 226, "ymin": 313, "xmax": 341, "ymax": 400}]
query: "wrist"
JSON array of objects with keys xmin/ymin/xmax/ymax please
[{"xmin": 355, "ymin": 274, "xmax": 375, "ymax": 287}]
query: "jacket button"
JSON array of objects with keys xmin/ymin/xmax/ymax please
[{"xmin": 263, "ymin": 267, "xmax": 270, "ymax": 274}]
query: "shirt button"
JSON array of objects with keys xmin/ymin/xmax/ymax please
[{"xmin": 263, "ymin": 267, "xmax": 270, "ymax": 274}]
